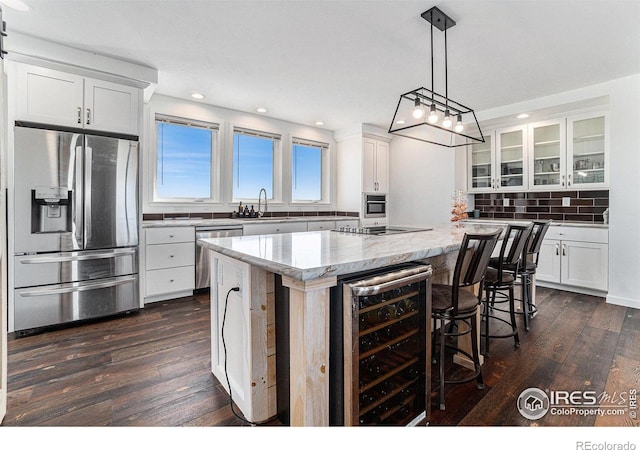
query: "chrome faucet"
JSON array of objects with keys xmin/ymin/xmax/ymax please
[{"xmin": 257, "ymin": 188, "xmax": 268, "ymax": 218}]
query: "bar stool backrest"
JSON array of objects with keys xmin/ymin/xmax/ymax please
[
  {"xmin": 494, "ymin": 223, "xmax": 534, "ymax": 279},
  {"xmin": 450, "ymin": 229, "xmax": 501, "ymax": 314},
  {"xmin": 526, "ymin": 221, "xmax": 551, "ymax": 265}
]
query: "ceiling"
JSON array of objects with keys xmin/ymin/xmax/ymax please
[{"xmin": 3, "ymin": 0, "xmax": 640, "ymax": 131}]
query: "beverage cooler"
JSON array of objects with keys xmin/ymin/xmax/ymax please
[{"xmin": 275, "ymin": 263, "xmax": 432, "ymax": 426}]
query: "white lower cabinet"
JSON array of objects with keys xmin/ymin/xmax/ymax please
[
  {"xmin": 243, "ymin": 221, "xmax": 308, "ymax": 236},
  {"xmin": 145, "ymin": 266, "xmax": 195, "ymax": 298},
  {"xmin": 306, "ymin": 221, "xmax": 336, "ymax": 231},
  {"xmin": 536, "ymin": 226, "xmax": 608, "ymax": 293},
  {"xmin": 144, "ymin": 226, "xmax": 195, "ymax": 302},
  {"xmin": 338, "ymin": 219, "xmax": 360, "ymax": 229}
]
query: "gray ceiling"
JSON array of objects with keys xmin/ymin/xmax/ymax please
[{"xmin": 4, "ymin": 0, "xmax": 640, "ymax": 131}]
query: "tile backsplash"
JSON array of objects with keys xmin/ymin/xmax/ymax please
[{"xmin": 473, "ymin": 190, "xmax": 609, "ymax": 223}]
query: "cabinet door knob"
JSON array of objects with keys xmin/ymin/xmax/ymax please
[
  {"xmin": 555, "ymin": 243, "xmax": 559, "ymax": 255},
  {"xmin": 77, "ymin": 107, "xmax": 82, "ymax": 124},
  {"xmin": 562, "ymin": 244, "xmax": 566, "ymax": 256},
  {"xmin": 169, "ymin": 255, "xmax": 174, "ymax": 258},
  {"xmin": 86, "ymin": 108, "xmax": 91, "ymax": 125}
]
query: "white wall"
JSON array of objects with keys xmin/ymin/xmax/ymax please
[
  {"xmin": 472, "ymin": 74, "xmax": 640, "ymax": 309},
  {"xmin": 388, "ymin": 136, "xmax": 457, "ymax": 227},
  {"xmin": 143, "ymin": 94, "xmax": 336, "ymax": 214}
]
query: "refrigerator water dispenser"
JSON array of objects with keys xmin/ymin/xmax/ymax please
[{"xmin": 31, "ymin": 186, "xmax": 72, "ymax": 233}]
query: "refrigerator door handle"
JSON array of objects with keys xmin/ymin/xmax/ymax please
[
  {"xmin": 83, "ymin": 141, "xmax": 93, "ymax": 248},
  {"xmin": 18, "ymin": 275, "xmax": 137, "ymax": 297},
  {"xmin": 73, "ymin": 135, "xmax": 84, "ymax": 248},
  {"xmin": 19, "ymin": 248, "xmax": 137, "ymax": 264}
]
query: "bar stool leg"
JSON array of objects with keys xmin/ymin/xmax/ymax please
[
  {"xmin": 439, "ymin": 317, "xmax": 446, "ymax": 410},
  {"xmin": 483, "ymin": 286, "xmax": 494, "ymax": 357},
  {"xmin": 470, "ymin": 314, "xmax": 484, "ymax": 390},
  {"xmin": 521, "ymin": 273, "xmax": 531, "ymax": 331},
  {"xmin": 508, "ymin": 284, "xmax": 520, "ymax": 348}
]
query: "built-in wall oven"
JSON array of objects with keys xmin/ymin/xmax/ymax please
[{"xmin": 363, "ymin": 193, "xmax": 386, "ymax": 219}]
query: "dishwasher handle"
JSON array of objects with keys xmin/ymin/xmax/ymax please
[{"xmin": 349, "ymin": 265, "xmax": 432, "ymax": 296}]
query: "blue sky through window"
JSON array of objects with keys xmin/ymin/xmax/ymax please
[
  {"xmin": 292, "ymin": 144, "xmax": 322, "ymax": 201},
  {"xmin": 157, "ymin": 122, "xmax": 212, "ymax": 198},
  {"xmin": 233, "ymin": 133, "xmax": 274, "ymax": 199}
]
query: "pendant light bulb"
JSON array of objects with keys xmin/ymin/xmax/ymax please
[
  {"xmin": 428, "ymin": 104, "xmax": 438, "ymax": 124},
  {"xmin": 412, "ymin": 97, "xmax": 424, "ymax": 119},
  {"xmin": 442, "ymin": 110, "xmax": 452, "ymax": 128},
  {"xmin": 454, "ymin": 115, "xmax": 464, "ymax": 133}
]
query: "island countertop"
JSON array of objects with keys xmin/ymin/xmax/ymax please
[{"xmin": 198, "ymin": 222, "xmax": 503, "ymax": 281}]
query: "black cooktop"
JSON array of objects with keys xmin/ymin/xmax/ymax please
[{"xmin": 333, "ymin": 226, "xmax": 432, "ymax": 236}]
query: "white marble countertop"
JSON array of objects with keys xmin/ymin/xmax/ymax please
[
  {"xmin": 198, "ymin": 223, "xmax": 504, "ymax": 281},
  {"xmin": 142, "ymin": 215, "xmax": 357, "ymax": 228},
  {"xmin": 463, "ymin": 218, "xmax": 608, "ymax": 229}
]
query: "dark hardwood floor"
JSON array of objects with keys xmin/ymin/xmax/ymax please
[{"xmin": 3, "ymin": 287, "xmax": 638, "ymax": 427}]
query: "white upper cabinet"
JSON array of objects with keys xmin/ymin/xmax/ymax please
[
  {"xmin": 469, "ymin": 131, "xmax": 495, "ymax": 192},
  {"xmin": 84, "ymin": 78, "xmax": 140, "ymax": 135},
  {"xmin": 566, "ymin": 112, "xmax": 609, "ymax": 189},
  {"xmin": 528, "ymin": 119, "xmax": 566, "ymax": 190},
  {"xmin": 469, "ymin": 111, "xmax": 609, "ymax": 193},
  {"xmin": 16, "ymin": 64, "xmax": 140, "ymax": 135},
  {"xmin": 16, "ymin": 64, "xmax": 85, "ymax": 128},
  {"xmin": 363, "ymin": 137, "xmax": 389, "ymax": 193},
  {"xmin": 468, "ymin": 126, "xmax": 527, "ymax": 193}
]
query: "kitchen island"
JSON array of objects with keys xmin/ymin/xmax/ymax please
[{"xmin": 198, "ymin": 222, "xmax": 502, "ymax": 426}]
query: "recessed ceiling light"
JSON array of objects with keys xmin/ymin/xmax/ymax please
[
  {"xmin": 191, "ymin": 93, "xmax": 205, "ymax": 100},
  {"xmin": 517, "ymin": 113, "xmax": 530, "ymax": 119},
  {"xmin": 315, "ymin": 121, "xmax": 324, "ymax": 126},
  {"xmin": 396, "ymin": 120, "xmax": 406, "ymax": 125},
  {"xmin": 0, "ymin": 0, "xmax": 31, "ymax": 11},
  {"xmin": 256, "ymin": 107, "xmax": 268, "ymax": 113}
]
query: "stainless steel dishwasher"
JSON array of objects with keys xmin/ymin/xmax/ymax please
[{"xmin": 195, "ymin": 225, "xmax": 243, "ymax": 292}]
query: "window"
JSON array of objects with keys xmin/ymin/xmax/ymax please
[
  {"xmin": 233, "ymin": 127, "xmax": 280, "ymax": 199},
  {"xmin": 155, "ymin": 115, "xmax": 219, "ymax": 200},
  {"xmin": 291, "ymin": 138, "xmax": 327, "ymax": 202}
]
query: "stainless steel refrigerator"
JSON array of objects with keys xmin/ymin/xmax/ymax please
[{"xmin": 12, "ymin": 124, "xmax": 139, "ymax": 333}]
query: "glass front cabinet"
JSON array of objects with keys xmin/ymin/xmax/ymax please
[
  {"xmin": 468, "ymin": 126, "xmax": 527, "ymax": 193},
  {"xmin": 567, "ymin": 112, "xmax": 609, "ymax": 189},
  {"xmin": 469, "ymin": 132, "xmax": 494, "ymax": 192},
  {"xmin": 497, "ymin": 125, "xmax": 527, "ymax": 190},
  {"xmin": 468, "ymin": 111, "xmax": 609, "ymax": 193},
  {"xmin": 529, "ymin": 119, "xmax": 566, "ymax": 190}
]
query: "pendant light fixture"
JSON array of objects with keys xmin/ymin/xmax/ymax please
[{"xmin": 389, "ymin": 6, "xmax": 484, "ymax": 147}]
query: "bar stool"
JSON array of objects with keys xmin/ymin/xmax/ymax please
[
  {"xmin": 431, "ymin": 229, "xmax": 501, "ymax": 410},
  {"xmin": 481, "ymin": 223, "xmax": 533, "ymax": 357},
  {"xmin": 506, "ymin": 220, "xmax": 551, "ymax": 331}
]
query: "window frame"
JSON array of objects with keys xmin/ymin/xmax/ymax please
[
  {"xmin": 290, "ymin": 137, "xmax": 330, "ymax": 204},
  {"xmin": 152, "ymin": 114, "xmax": 221, "ymax": 204},
  {"xmin": 231, "ymin": 125, "xmax": 283, "ymax": 203}
]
